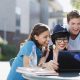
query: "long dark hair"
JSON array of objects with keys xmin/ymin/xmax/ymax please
[{"xmin": 29, "ymin": 23, "xmax": 49, "ymax": 48}]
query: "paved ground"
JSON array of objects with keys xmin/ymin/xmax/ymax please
[{"xmin": 0, "ymin": 61, "xmax": 10, "ymax": 80}]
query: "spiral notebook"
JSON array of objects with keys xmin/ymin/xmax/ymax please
[{"xmin": 16, "ymin": 67, "xmax": 58, "ymax": 76}]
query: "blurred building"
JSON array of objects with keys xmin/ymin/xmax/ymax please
[
  {"xmin": 0, "ymin": 0, "xmax": 29, "ymax": 47},
  {"xmin": 0, "ymin": 0, "xmax": 64, "ymax": 48}
]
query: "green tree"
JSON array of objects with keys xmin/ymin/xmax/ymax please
[{"xmin": 71, "ymin": 0, "xmax": 80, "ymax": 10}]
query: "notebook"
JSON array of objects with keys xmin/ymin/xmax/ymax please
[
  {"xmin": 16, "ymin": 67, "xmax": 58, "ymax": 76},
  {"xmin": 58, "ymin": 50, "xmax": 80, "ymax": 73}
]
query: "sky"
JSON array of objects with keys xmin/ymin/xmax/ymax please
[{"xmin": 57, "ymin": 0, "xmax": 73, "ymax": 12}]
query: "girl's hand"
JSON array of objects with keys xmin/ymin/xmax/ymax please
[
  {"xmin": 38, "ymin": 57, "xmax": 46, "ymax": 67},
  {"xmin": 51, "ymin": 60, "xmax": 59, "ymax": 70},
  {"xmin": 41, "ymin": 60, "xmax": 59, "ymax": 71}
]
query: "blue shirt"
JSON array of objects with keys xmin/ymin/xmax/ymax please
[
  {"xmin": 7, "ymin": 40, "xmax": 42, "ymax": 80},
  {"xmin": 68, "ymin": 33, "xmax": 80, "ymax": 50}
]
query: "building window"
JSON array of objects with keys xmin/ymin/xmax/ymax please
[
  {"xmin": 15, "ymin": 7, "xmax": 21, "ymax": 27},
  {"xmin": 16, "ymin": 14, "xmax": 20, "ymax": 27}
]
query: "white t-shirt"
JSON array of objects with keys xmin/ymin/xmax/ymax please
[{"xmin": 68, "ymin": 33, "xmax": 80, "ymax": 50}]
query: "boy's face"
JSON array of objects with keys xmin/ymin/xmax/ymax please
[{"xmin": 68, "ymin": 18, "xmax": 80, "ymax": 35}]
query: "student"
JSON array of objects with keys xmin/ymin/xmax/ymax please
[
  {"xmin": 39, "ymin": 25, "xmax": 70, "ymax": 71},
  {"xmin": 67, "ymin": 10, "xmax": 80, "ymax": 50},
  {"xmin": 7, "ymin": 23, "xmax": 50, "ymax": 80}
]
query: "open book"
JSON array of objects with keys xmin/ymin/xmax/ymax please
[{"xmin": 16, "ymin": 67, "xmax": 58, "ymax": 76}]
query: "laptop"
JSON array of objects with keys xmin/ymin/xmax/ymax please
[{"xmin": 58, "ymin": 50, "xmax": 80, "ymax": 73}]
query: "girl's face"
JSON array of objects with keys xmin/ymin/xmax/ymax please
[
  {"xmin": 35, "ymin": 30, "xmax": 50, "ymax": 47},
  {"xmin": 55, "ymin": 37, "xmax": 68, "ymax": 50}
]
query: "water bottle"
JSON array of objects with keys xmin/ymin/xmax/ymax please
[{"xmin": 29, "ymin": 45, "xmax": 37, "ymax": 67}]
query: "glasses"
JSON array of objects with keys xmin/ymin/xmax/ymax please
[{"xmin": 56, "ymin": 38, "xmax": 68, "ymax": 43}]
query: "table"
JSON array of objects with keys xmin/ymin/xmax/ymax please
[
  {"xmin": 22, "ymin": 72, "xmax": 80, "ymax": 80},
  {"xmin": 16, "ymin": 67, "xmax": 80, "ymax": 80}
]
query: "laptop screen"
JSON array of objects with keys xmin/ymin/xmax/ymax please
[{"xmin": 58, "ymin": 50, "xmax": 80, "ymax": 72}]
